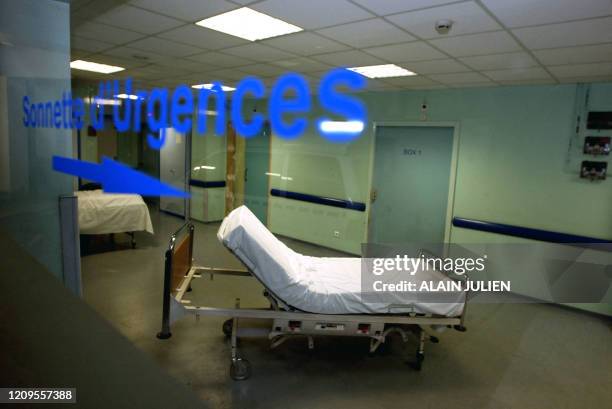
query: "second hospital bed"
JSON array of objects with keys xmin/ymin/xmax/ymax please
[
  {"xmin": 157, "ymin": 206, "xmax": 468, "ymax": 380},
  {"xmin": 77, "ymin": 189, "xmax": 154, "ymax": 248}
]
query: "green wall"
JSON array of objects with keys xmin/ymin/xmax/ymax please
[
  {"xmin": 252, "ymin": 82, "xmax": 612, "ymax": 315},
  {"xmin": 262, "ymin": 83, "xmax": 612, "ymax": 252}
]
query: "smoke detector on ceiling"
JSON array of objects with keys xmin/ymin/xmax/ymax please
[{"xmin": 435, "ymin": 19, "xmax": 453, "ymax": 35}]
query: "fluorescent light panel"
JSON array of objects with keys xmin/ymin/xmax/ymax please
[
  {"xmin": 348, "ymin": 64, "xmax": 416, "ymax": 79},
  {"xmin": 70, "ymin": 59, "xmax": 124, "ymax": 74},
  {"xmin": 319, "ymin": 120, "xmax": 365, "ymax": 134},
  {"xmin": 115, "ymin": 94, "xmax": 141, "ymax": 100},
  {"xmin": 195, "ymin": 7, "xmax": 302, "ymax": 41},
  {"xmin": 192, "ymin": 83, "xmax": 236, "ymax": 92}
]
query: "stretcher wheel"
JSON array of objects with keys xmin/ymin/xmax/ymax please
[
  {"xmin": 222, "ymin": 319, "xmax": 233, "ymax": 336},
  {"xmin": 230, "ymin": 358, "xmax": 251, "ymax": 381},
  {"xmin": 413, "ymin": 352, "xmax": 424, "ymax": 371}
]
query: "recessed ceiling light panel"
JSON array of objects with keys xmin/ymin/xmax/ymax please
[
  {"xmin": 70, "ymin": 59, "xmax": 125, "ymax": 74},
  {"xmin": 195, "ymin": 7, "xmax": 302, "ymax": 41},
  {"xmin": 348, "ymin": 64, "xmax": 416, "ymax": 79}
]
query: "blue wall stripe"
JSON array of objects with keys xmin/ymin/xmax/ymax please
[
  {"xmin": 270, "ymin": 189, "xmax": 366, "ymax": 212},
  {"xmin": 189, "ymin": 179, "xmax": 226, "ymax": 188},
  {"xmin": 452, "ymin": 217, "xmax": 610, "ymax": 244}
]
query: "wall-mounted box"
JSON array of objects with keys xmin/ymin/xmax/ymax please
[
  {"xmin": 580, "ymin": 161, "xmax": 607, "ymax": 181},
  {"xmin": 584, "ymin": 136, "xmax": 610, "ymax": 155},
  {"xmin": 587, "ymin": 111, "xmax": 612, "ymax": 129}
]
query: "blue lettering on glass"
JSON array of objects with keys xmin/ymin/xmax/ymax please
[
  {"xmin": 317, "ymin": 68, "xmax": 367, "ymax": 143},
  {"xmin": 197, "ymin": 82, "xmax": 226, "ymax": 136},
  {"xmin": 269, "ymin": 73, "xmax": 310, "ymax": 139},
  {"xmin": 146, "ymin": 87, "xmax": 168, "ymax": 150},
  {"xmin": 23, "ymin": 69, "xmax": 367, "ymax": 196},
  {"xmin": 232, "ymin": 76, "xmax": 265, "ymax": 138},
  {"xmin": 52, "ymin": 156, "xmax": 189, "ymax": 197}
]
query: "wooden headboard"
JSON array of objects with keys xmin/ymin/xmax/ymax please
[{"xmin": 170, "ymin": 226, "xmax": 193, "ymax": 294}]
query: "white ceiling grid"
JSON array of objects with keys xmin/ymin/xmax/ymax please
[{"xmin": 69, "ymin": 0, "xmax": 612, "ymax": 90}]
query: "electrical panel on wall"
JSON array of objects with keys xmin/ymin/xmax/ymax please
[
  {"xmin": 587, "ymin": 111, "xmax": 612, "ymax": 129},
  {"xmin": 580, "ymin": 161, "xmax": 607, "ymax": 181},
  {"xmin": 565, "ymin": 84, "xmax": 611, "ymax": 181},
  {"xmin": 584, "ymin": 136, "xmax": 610, "ymax": 156}
]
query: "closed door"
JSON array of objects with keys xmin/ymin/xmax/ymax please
[
  {"xmin": 160, "ymin": 128, "xmax": 187, "ymax": 217},
  {"xmin": 369, "ymin": 126, "xmax": 454, "ymax": 244}
]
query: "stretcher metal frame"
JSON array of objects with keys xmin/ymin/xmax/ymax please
[{"xmin": 157, "ymin": 223, "xmax": 468, "ymax": 380}]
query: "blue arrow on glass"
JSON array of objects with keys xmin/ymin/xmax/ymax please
[{"xmin": 53, "ymin": 156, "xmax": 189, "ymax": 198}]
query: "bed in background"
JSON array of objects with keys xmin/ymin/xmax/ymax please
[{"xmin": 76, "ymin": 189, "xmax": 154, "ymax": 248}]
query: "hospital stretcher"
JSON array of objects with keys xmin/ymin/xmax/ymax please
[
  {"xmin": 76, "ymin": 189, "xmax": 154, "ymax": 248},
  {"xmin": 157, "ymin": 206, "xmax": 468, "ymax": 380}
]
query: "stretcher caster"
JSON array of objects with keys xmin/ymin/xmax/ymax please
[
  {"xmin": 412, "ymin": 352, "xmax": 424, "ymax": 371},
  {"xmin": 454, "ymin": 325, "xmax": 467, "ymax": 332},
  {"xmin": 429, "ymin": 336, "xmax": 439, "ymax": 343},
  {"xmin": 230, "ymin": 358, "xmax": 251, "ymax": 381},
  {"xmin": 156, "ymin": 331, "xmax": 172, "ymax": 339},
  {"xmin": 222, "ymin": 319, "xmax": 233, "ymax": 337}
]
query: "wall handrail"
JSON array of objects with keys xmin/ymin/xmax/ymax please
[
  {"xmin": 452, "ymin": 217, "xmax": 611, "ymax": 244},
  {"xmin": 189, "ymin": 179, "xmax": 226, "ymax": 188},
  {"xmin": 270, "ymin": 189, "xmax": 366, "ymax": 212}
]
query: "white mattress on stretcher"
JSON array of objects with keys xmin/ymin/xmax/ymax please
[
  {"xmin": 217, "ymin": 206, "xmax": 465, "ymax": 317},
  {"xmin": 76, "ymin": 190, "xmax": 154, "ymax": 235}
]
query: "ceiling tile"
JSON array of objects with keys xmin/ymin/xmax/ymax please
[
  {"xmin": 251, "ymin": 0, "xmax": 374, "ymax": 29},
  {"xmin": 429, "ymin": 31, "xmax": 521, "ymax": 57},
  {"xmin": 82, "ymin": 54, "xmax": 149, "ymax": 69},
  {"xmin": 499, "ymin": 79, "xmax": 556, "ymax": 86},
  {"xmin": 558, "ymin": 75, "xmax": 612, "ymax": 84},
  {"xmin": 154, "ymin": 57, "xmax": 219, "ymax": 72},
  {"xmin": 187, "ymin": 51, "xmax": 253, "ymax": 67},
  {"xmin": 129, "ymin": 37, "xmax": 203, "ymax": 57},
  {"xmin": 129, "ymin": 0, "xmax": 238, "ymax": 22},
  {"xmin": 548, "ymin": 62, "xmax": 612, "ymax": 78},
  {"xmin": 262, "ymin": 32, "xmax": 349, "ymax": 56},
  {"xmin": 205, "ymin": 68, "xmax": 250, "ymax": 81},
  {"xmin": 512, "ymin": 17, "xmax": 612, "ymax": 49},
  {"xmin": 364, "ymin": 41, "xmax": 447, "ymax": 62},
  {"xmin": 95, "ymin": 5, "xmax": 184, "ymax": 35},
  {"xmin": 73, "ymin": 22, "xmax": 145, "ymax": 45},
  {"xmin": 382, "ymin": 75, "xmax": 440, "ymax": 87},
  {"xmin": 157, "ymin": 25, "xmax": 247, "ymax": 50},
  {"xmin": 363, "ymin": 79, "xmax": 398, "ymax": 90},
  {"xmin": 483, "ymin": 67, "xmax": 552, "ymax": 81},
  {"xmin": 271, "ymin": 57, "xmax": 332, "ymax": 73},
  {"xmin": 104, "ymin": 46, "xmax": 166, "ymax": 62},
  {"xmin": 387, "ymin": 2, "xmax": 501, "ymax": 39},
  {"xmin": 459, "ymin": 51, "xmax": 537, "ymax": 70},
  {"xmin": 533, "ymin": 43, "xmax": 612, "ymax": 66},
  {"xmin": 316, "ymin": 18, "xmax": 415, "ymax": 48},
  {"xmin": 237, "ymin": 63, "xmax": 287, "ymax": 77},
  {"xmin": 70, "ymin": 49, "xmax": 90, "ymax": 59},
  {"xmin": 449, "ymin": 81, "xmax": 496, "ymax": 88},
  {"xmin": 429, "ymin": 71, "xmax": 491, "ymax": 84},
  {"xmin": 351, "ymin": 0, "xmax": 459, "ymax": 16},
  {"xmin": 126, "ymin": 64, "xmax": 192, "ymax": 80},
  {"xmin": 401, "ymin": 58, "xmax": 471, "ymax": 74},
  {"xmin": 310, "ymin": 50, "xmax": 385, "ymax": 67},
  {"xmin": 71, "ymin": 36, "xmax": 114, "ymax": 53},
  {"xmin": 222, "ymin": 43, "xmax": 296, "ymax": 62},
  {"xmin": 403, "ymin": 84, "xmax": 449, "ymax": 90},
  {"xmin": 481, "ymin": 0, "xmax": 612, "ymax": 28}
]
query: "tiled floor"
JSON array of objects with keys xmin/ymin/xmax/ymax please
[{"xmin": 81, "ymin": 210, "xmax": 612, "ymax": 409}]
